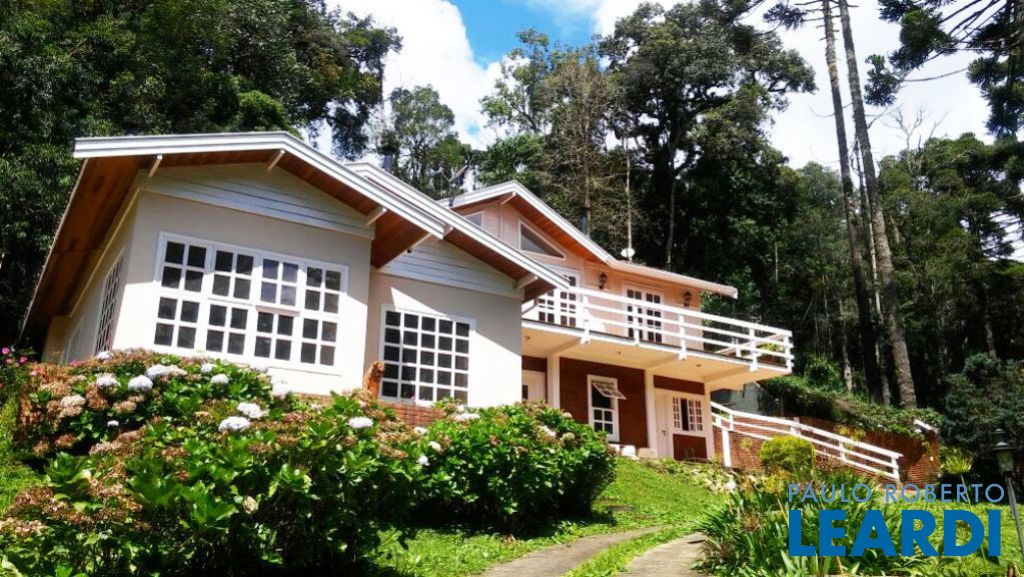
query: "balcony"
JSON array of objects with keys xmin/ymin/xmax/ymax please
[{"xmin": 521, "ymin": 286, "xmax": 793, "ymax": 389}]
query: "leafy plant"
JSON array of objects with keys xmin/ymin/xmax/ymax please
[{"xmin": 759, "ymin": 436, "xmax": 815, "ymax": 478}]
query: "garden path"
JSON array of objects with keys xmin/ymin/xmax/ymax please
[
  {"xmin": 479, "ymin": 527, "xmax": 659, "ymax": 577},
  {"xmin": 619, "ymin": 533, "xmax": 706, "ymax": 576}
]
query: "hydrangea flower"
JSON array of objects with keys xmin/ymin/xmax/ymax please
[
  {"xmin": 242, "ymin": 496, "xmax": 259, "ymax": 514},
  {"xmin": 200, "ymin": 363, "xmax": 216, "ymax": 374},
  {"xmin": 724, "ymin": 480, "xmax": 737, "ymax": 492},
  {"xmin": 218, "ymin": 416, "xmax": 251, "ymax": 433},
  {"xmin": 539, "ymin": 426, "xmax": 557, "ymax": 439},
  {"xmin": 413, "ymin": 426, "xmax": 428, "ymax": 436},
  {"xmin": 417, "ymin": 455, "xmax": 430, "ymax": 467},
  {"xmin": 59, "ymin": 395, "xmax": 86, "ymax": 408},
  {"xmin": 94, "ymin": 374, "xmax": 119, "ymax": 388},
  {"xmin": 127, "ymin": 375, "xmax": 153, "ymax": 392},
  {"xmin": 95, "ymin": 351, "xmax": 111, "ymax": 361},
  {"xmin": 211, "ymin": 374, "xmax": 229, "ymax": 385},
  {"xmin": 454, "ymin": 412, "xmax": 479, "ymax": 422},
  {"xmin": 348, "ymin": 416, "xmax": 373, "ymax": 430},
  {"xmin": 428, "ymin": 441, "xmax": 443, "ymax": 452},
  {"xmin": 236, "ymin": 402, "xmax": 265, "ymax": 419},
  {"xmin": 107, "ymin": 420, "xmax": 119, "ymax": 428}
]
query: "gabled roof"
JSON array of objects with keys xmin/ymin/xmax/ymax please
[
  {"xmin": 447, "ymin": 181, "xmax": 739, "ymax": 299},
  {"xmin": 22, "ymin": 132, "xmax": 567, "ymax": 342}
]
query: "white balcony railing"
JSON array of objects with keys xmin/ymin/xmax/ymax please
[
  {"xmin": 522, "ymin": 286, "xmax": 794, "ymax": 371},
  {"xmin": 710, "ymin": 402, "xmax": 902, "ymax": 483}
]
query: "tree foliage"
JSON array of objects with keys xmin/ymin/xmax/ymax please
[{"xmin": 0, "ymin": 0, "xmax": 400, "ymax": 341}]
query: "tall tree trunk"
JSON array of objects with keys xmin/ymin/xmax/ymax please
[
  {"xmin": 665, "ymin": 177, "xmax": 677, "ymax": 266},
  {"xmin": 838, "ymin": 0, "xmax": 917, "ymax": 407},
  {"xmin": 822, "ymin": 0, "xmax": 883, "ymax": 399},
  {"xmin": 838, "ymin": 296, "xmax": 855, "ymax": 392},
  {"xmin": 853, "ymin": 139, "xmax": 891, "ymax": 405}
]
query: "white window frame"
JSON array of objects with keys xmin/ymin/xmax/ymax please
[
  {"xmin": 94, "ymin": 251, "xmax": 125, "ymax": 354},
  {"xmin": 463, "ymin": 211, "xmax": 484, "ymax": 227},
  {"xmin": 149, "ymin": 232, "xmax": 348, "ymax": 375},
  {"xmin": 518, "ymin": 221, "xmax": 565, "ymax": 260},
  {"xmin": 377, "ymin": 305, "xmax": 476, "ymax": 406},
  {"xmin": 624, "ymin": 283, "xmax": 665, "ymax": 343},
  {"xmin": 537, "ymin": 267, "xmax": 580, "ymax": 327},
  {"xmin": 670, "ymin": 393, "xmax": 706, "ymax": 436},
  {"xmin": 587, "ymin": 375, "xmax": 620, "ymax": 442},
  {"xmin": 63, "ymin": 322, "xmax": 82, "ymax": 365}
]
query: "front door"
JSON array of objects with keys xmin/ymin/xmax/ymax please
[
  {"xmin": 654, "ymin": 390, "xmax": 710, "ymax": 459},
  {"xmin": 654, "ymin": 391, "xmax": 674, "ymax": 457}
]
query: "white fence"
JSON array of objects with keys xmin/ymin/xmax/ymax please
[
  {"xmin": 710, "ymin": 402, "xmax": 902, "ymax": 483},
  {"xmin": 523, "ymin": 286, "xmax": 794, "ymax": 372}
]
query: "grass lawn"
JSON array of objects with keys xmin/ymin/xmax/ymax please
[
  {"xmin": 897, "ymin": 498, "xmax": 1024, "ymax": 573},
  {"xmin": 0, "ymin": 400, "xmax": 41, "ymax": 512},
  {"xmin": 366, "ymin": 458, "xmax": 722, "ymax": 577}
]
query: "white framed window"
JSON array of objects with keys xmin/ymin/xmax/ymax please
[
  {"xmin": 588, "ymin": 375, "xmax": 624, "ymax": 441},
  {"xmin": 63, "ymin": 323, "xmax": 82, "ymax": 364},
  {"xmin": 94, "ymin": 252, "xmax": 125, "ymax": 353},
  {"xmin": 672, "ymin": 396, "xmax": 705, "ymax": 434},
  {"xmin": 464, "ymin": 211, "xmax": 484, "ymax": 227},
  {"xmin": 151, "ymin": 233, "xmax": 346, "ymax": 372},
  {"xmin": 519, "ymin": 221, "xmax": 564, "ymax": 258},
  {"xmin": 537, "ymin": 270, "xmax": 579, "ymax": 327},
  {"xmin": 625, "ymin": 285, "xmax": 664, "ymax": 343},
  {"xmin": 379, "ymin": 307, "xmax": 472, "ymax": 404}
]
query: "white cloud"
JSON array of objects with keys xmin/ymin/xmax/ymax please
[
  {"xmin": 321, "ymin": 0, "xmax": 503, "ymax": 153},
  {"xmin": 521, "ymin": 0, "xmax": 992, "ymax": 168}
]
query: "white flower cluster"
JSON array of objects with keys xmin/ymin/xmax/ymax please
[
  {"xmin": 218, "ymin": 416, "xmax": 251, "ymax": 433},
  {"xmin": 200, "ymin": 363, "xmax": 216, "ymax": 374},
  {"xmin": 146, "ymin": 364, "xmax": 186, "ymax": 379},
  {"xmin": 107, "ymin": 420, "xmax": 120, "ymax": 428},
  {"xmin": 236, "ymin": 402, "xmax": 265, "ymax": 420},
  {"xmin": 211, "ymin": 374, "xmax": 230, "ymax": 385},
  {"xmin": 453, "ymin": 412, "xmax": 479, "ymax": 422},
  {"xmin": 413, "ymin": 426, "xmax": 428, "ymax": 436},
  {"xmin": 348, "ymin": 416, "xmax": 374, "ymax": 430},
  {"xmin": 60, "ymin": 395, "xmax": 86, "ymax": 408},
  {"xmin": 427, "ymin": 441, "xmax": 443, "ymax": 452},
  {"xmin": 417, "ymin": 455, "xmax": 430, "ymax": 467},
  {"xmin": 539, "ymin": 426, "xmax": 557, "ymax": 439},
  {"xmin": 95, "ymin": 351, "xmax": 112, "ymax": 361},
  {"xmin": 94, "ymin": 374, "xmax": 119, "ymax": 388},
  {"xmin": 128, "ymin": 375, "xmax": 153, "ymax": 392}
]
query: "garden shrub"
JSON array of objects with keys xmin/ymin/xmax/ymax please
[
  {"xmin": 0, "ymin": 346, "xmax": 31, "ymax": 405},
  {"xmin": 13, "ymin": 349, "xmax": 274, "ymax": 458},
  {"xmin": 762, "ymin": 374, "xmax": 942, "ymax": 439},
  {"xmin": 0, "ymin": 391, "xmax": 428, "ymax": 576},
  {"xmin": 420, "ymin": 402, "xmax": 616, "ymax": 530},
  {"xmin": 759, "ymin": 435, "xmax": 814, "ymax": 477}
]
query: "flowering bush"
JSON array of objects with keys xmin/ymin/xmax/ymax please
[
  {"xmin": 0, "ymin": 391, "xmax": 428, "ymax": 575},
  {"xmin": 13, "ymin": 349, "xmax": 274, "ymax": 457},
  {"xmin": 419, "ymin": 402, "xmax": 616, "ymax": 530},
  {"xmin": 0, "ymin": 346, "xmax": 31, "ymax": 405}
]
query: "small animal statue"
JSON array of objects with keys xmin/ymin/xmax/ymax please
[
  {"xmin": 362, "ymin": 360, "xmax": 385, "ymax": 398},
  {"xmin": 1008, "ymin": 565, "xmax": 1017, "ymax": 577}
]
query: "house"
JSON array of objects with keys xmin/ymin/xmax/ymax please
[{"xmin": 21, "ymin": 131, "xmax": 795, "ymax": 462}]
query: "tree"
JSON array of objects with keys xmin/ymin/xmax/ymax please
[
  {"xmin": 837, "ymin": 0, "xmax": 919, "ymax": 407},
  {"xmin": 383, "ymin": 85, "xmax": 469, "ymax": 198},
  {"xmin": 598, "ymin": 0, "xmax": 814, "ymax": 267},
  {"xmin": 0, "ymin": 0, "xmax": 400, "ymax": 343}
]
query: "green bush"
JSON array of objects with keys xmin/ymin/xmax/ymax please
[
  {"xmin": 759, "ymin": 435, "xmax": 814, "ymax": 477},
  {"xmin": 762, "ymin": 375, "xmax": 942, "ymax": 439},
  {"xmin": 13, "ymin": 349, "xmax": 274, "ymax": 458},
  {"xmin": 0, "ymin": 392, "xmax": 427, "ymax": 575},
  {"xmin": 420, "ymin": 402, "xmax": 616, "ymax": 530},
  {"xmin": 0, "ymin": 345, "xmax": 31, "ymax": 405}
]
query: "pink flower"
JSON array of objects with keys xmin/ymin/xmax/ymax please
[
  {"xmin": 1, "ymin": 347, "xmax": 9, "ymax": 355},
  {"xmin": 18, "ymin": 357, "xmax": 26, "ymax": 364}
]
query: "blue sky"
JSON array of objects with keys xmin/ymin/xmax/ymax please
[{"xmin": 331, "ymin": 0, "xmax": 992, "ymax": 170}]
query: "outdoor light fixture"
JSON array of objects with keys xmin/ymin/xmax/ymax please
[
  {"xmin": 683, "ymin": 290, "xmax": 693, "ymax": 308},
  {"xmin": 992, "ymin": 428, "xmax": 1024, "ymax": 560},
  {"xmin": 598, "ymin": 272, "xmax": 607, "ymax": 290}
]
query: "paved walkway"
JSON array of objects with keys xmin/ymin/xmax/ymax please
[
  {"xmin": 620, "ymin": 533, "xmax": 706, "ymax": 576},
  {"xmin": 480, "ymin": 527, "xmax": 659, "ymax": 577}
]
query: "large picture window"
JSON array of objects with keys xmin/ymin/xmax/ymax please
[
  {"xmin": 152, "ymin": 234, "xmax": 346, "ymax": 371},
  {"xmin": 94, "ymin": 252, "xmax": 125, "ymax": 353},
  {"xmin": 380, "ymin": 308, "xmax": 471, "ymax": 404}
]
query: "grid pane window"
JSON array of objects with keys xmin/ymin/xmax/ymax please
[
  {"xmin": 590, "ymin": 383, "xmax": 617, "ymax": 437},
  {"xmin": 161, "ymin": 241, "xmax": 207, "ymax": 293},
  {"xmin": 380, "ymin": 309, "xmax": 470, "ymax": 403},
  {"xmin": 95, "ymin": 254, "xmax": 125, "ymax": 353},
  {"xmin": 672, "ymin": 398, "xmax": 704, "ymax": 433},
  {"xmin": 153, "ymin": 235, "xmax": 345, "ymax": 368}
]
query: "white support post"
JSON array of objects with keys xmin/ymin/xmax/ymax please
[
  {"xmin": 677, "ymin": 312, "xmax": 688, "ymax": 359},
  {"xmin": 784, "ymin": 334, "xmax": 793, "ymax": 371},
  {"xmin": 721, "ymin": 421, "xmax": 732, "ymax": 469},
  {"xmin": 547, "ymin": 354, "xmax": 561, "ymax": 409},
  {"xmin": 580, "ymin": 293, "xmax": 591, "ymax": 343},
  {"xmin": 748, "ymin": 327, "xmax": 759, "ymax": 372},
  {"xmin": 644, "ymin": 370, "xmax": 658, "ymax": 456}
]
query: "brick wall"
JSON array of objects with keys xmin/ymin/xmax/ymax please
[
  {"xmin": 559, "ymin": 358, "xmax": 648, "ymax": 448},
  {"xmin": 712, "ymin": 426, "xmax": 768, "ymax": 471},
  {"xmin": 384, "ymin": 402, "xmax": 445, "ymax": 428},
  {"xmin": 796, "ymin": 416, "xmax": 941, "ymax": 485}
]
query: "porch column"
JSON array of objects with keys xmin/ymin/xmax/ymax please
[
  {"xmin": 702, "ymin": 393, "xmax": 715, "ymax": 462},
  {"xmin": 547, "ymin": 355, "xmax": 561, "ymax": 408},
  {"xmin": 644, "ymin": 370, "xmax": 657, "ymax": 456}
]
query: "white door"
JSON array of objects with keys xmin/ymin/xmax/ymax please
[
  {"xmin": 522, "ymin": 370, "xmax": 546, "ymax": 402},
  {"xmin": 625, "ymin": 286, "xmax": 664, "ymax": 343},
  {"xmin": 654, "ymin": 391, "xmax": 673, "ymax": 457}
]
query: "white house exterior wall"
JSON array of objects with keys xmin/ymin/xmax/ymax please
[
  {"xmin": 112, "ymin": 187, "xmax": 373, "ymax": 396},
  {"xmin": 365, "ymin": 273, "xmax": 523, "ymax": 408}
]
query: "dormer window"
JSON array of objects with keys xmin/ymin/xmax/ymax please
[
  {"xmin": 464, "ymin": 212, "xmax": 484, "ymax": 227},
  {"xmin": 519, "ymin": 222, "xmax": 563, "ymax": 258}
]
